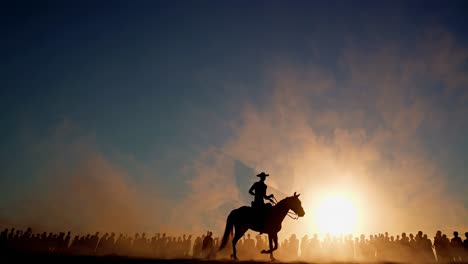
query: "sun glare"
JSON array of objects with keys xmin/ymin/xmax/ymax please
[{"xmin": 315, "ymin": 195, "xmax": 358, "ymax": 236}]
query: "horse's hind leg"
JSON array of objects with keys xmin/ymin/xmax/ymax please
[
  {"xmin": 261, "ymin": 234, "xmax": 273, "ymax": 254},
  {"xmin": 231, "ymin": 225, "xmax": 247, "ymax": 260}
]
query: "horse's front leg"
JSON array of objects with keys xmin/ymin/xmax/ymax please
[{"xmin": 269, "ymin": 232, "xmax": 278, "ymax": 261}]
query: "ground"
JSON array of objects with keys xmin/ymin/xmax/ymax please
[{"xmin": 4, "ymin": 254, "xmax": 468, "ymax": 264}]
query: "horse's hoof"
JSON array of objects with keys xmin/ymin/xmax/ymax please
[{"xmin": 270, "ymin": 257, "xmax": 277, "ymax": 262}]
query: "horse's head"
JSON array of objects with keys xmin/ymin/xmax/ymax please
[{"xmin": 288, "ymin": 192, "xmax": 305, "ymax": 217}]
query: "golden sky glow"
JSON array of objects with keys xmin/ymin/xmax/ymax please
[{"xmin": 315, "ymin": 194, "xmax": 358, "ymax": 236}]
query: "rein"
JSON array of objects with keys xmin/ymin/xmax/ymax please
[
  {"xmin": 271, "ymin": 196, "xmax": 278, "ymax": 205},
  {"xmin": 287, "ymin": 212, "xmax": 299, "ymax": 220}
]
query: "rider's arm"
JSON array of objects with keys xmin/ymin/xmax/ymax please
[{"xmin": 248, "ymin": 183, "xmax": 256, "ymax": 196}]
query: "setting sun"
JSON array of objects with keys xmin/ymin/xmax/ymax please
[{"xmin": 315, "ymin": 195, "xmax": 358, "ymax": 236}]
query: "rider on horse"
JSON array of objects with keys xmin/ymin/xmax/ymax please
[
  {"xmin": 220, "ymin": 177, "xmax": 305, "ymax": 261},
  {"xmin": 249, "ymin": 172, "xmax": 275, "ymax": 208}
]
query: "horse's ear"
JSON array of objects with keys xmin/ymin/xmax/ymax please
[
  {"xmin": 294, "ymin": 192, "xmax": 297, "ymax": 197},
  {"xmin": 297, "ymin": 193, "xmax": 301, "ymax": 197}
]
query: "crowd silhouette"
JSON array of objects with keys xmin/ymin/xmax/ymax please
[{"xmin": 1, "ymin": 227, "xmax": 468, "ymax": 262}]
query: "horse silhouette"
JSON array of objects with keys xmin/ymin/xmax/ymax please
[{"xmin": 219, "ymin": 192, "xmax": 305, "ymax": 260}]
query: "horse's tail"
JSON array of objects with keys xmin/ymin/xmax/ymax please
[{"xmin": 219, "ymin": 211, "xmax": 234, "ymax": 250}]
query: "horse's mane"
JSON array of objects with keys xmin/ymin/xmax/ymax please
[{"xmin": 275, "ymin": 195, "xmax": 295, "ymax": 206}]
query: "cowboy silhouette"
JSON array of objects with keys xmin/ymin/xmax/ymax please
[{"xmin": 249, "ymin": 172, "xmax": 275, "ymax": 208}]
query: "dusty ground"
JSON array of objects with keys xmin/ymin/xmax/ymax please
[
  {"xmin": 2, "ymin": 254, "xmax": 324, "ymax": 264},
  {"xmin": 4, "ymin": 254, "xmax": 468, "ymax": 264}
]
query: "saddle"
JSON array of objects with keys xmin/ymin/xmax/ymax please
[{"xmin": 250, "ymin": 202, "xmax": 272, "ymax": 231}]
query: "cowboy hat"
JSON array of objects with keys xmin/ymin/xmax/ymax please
[{"xmin": 256, "ymin": 172, "xmax": 269, "ymax": 177}]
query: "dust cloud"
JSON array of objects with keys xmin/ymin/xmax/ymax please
[{"xmin": 1, "ymin": 30, "xmax": 467, "ymax": 250}]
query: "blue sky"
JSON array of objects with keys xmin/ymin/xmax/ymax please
[{"xmin": 1, "ymin": 1, "xmax": 467, "ymax": 234}]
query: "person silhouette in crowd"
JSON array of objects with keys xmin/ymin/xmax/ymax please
[
  {"xmin": 462, "ymin": 232, "xmax": 468, "ymax": 261},
  {"xmin": 442, "ymin": 234, "xmax": 451, "ymax": 261},
  {"xmin": 202, "ymin": 231, "xmax": 214, "ymax": 259},
  {"xmin": 289, "ymin": 234, "xmax": 299, "ymax": 258},
  {"xmin": 0, "ymin": 229, "xmax": 8, "ymax": 253},
  {"xmin": 185, "ymin": 235, "xmax": 192, "ymax": 257},
  {"xmin": 400, "ymin": 233, "xmax": 409, "ymax": 245},
  {"xmin": 63, "ymin": 231, "xmax": 71, "ymax": 252},
  {"xmin": 463, "ymin": 232, "xmax": 468, "ymax": 261},
  {"xmin": 243, "ymin": 233, "xmax": 255, "ymax": 258},
  {"xmin": 300, "ymin": 235, "xmax": 308, "ymax": 259},
  {"xmin": 91, "ymin": 232, "xmax": 99, "ymax": 253},
  {"xmin": 451, "ymin": 231, "xmax": 463, "ymax": 261},
  {"xmin": 434, "ymin": 230, "xmax": 443, "ymax": 261},
  {"xmin": 256, "ymin": 234, "xmax": 264, "ymax": 254}
]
